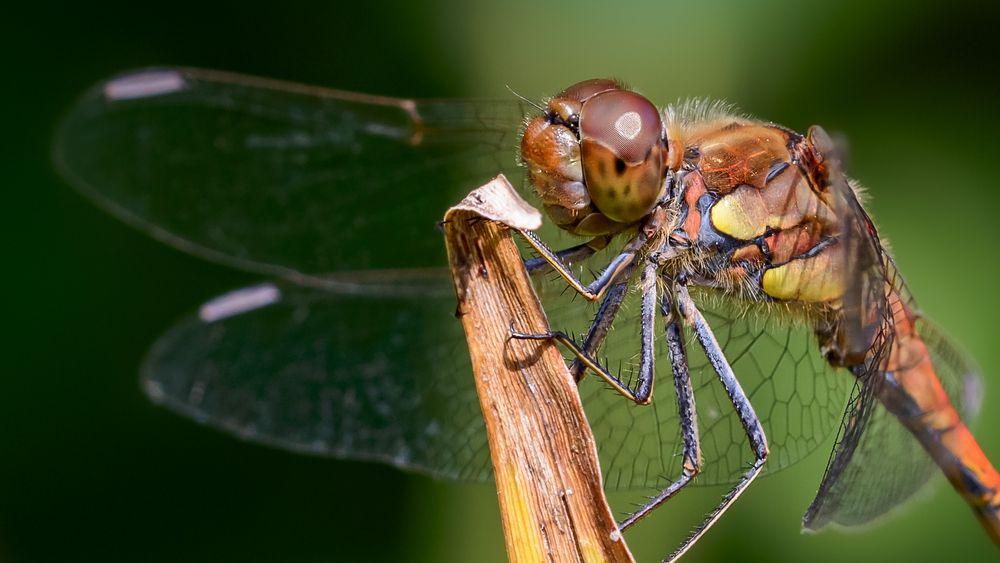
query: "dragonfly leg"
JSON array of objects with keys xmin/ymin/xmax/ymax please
[
  {"xmin": 517, "ymin": 229, "xmax": 642, "ymax": 301},
  {"xmin": 510, "ymin": 260, "xmax": 657, "ymax": 405},
  {"xmin": 618, "ymin": 284, "xmax": 702, "ymax": 530},
  {"xmin": 660, "ymin": 283, "xmax": 769, "ymax": 563},
  {"xmin": 523, "ymin": 235, "xmax": 611, "ymax": 276},
  {"xmin": 567, "ymin": 271, "xmax": 632, "ymax": 381}
]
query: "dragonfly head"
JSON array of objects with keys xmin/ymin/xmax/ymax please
[{"xmin": 521, "ymin": 79, "xmax": 673, "ymax": 236}]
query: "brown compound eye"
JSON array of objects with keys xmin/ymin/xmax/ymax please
[
  {"xmin": 578, "ymin": 90, "xmax": 666, "ymax": 223},
  {"xmin": 547, "ymin": 79, "xmax": 623, "ymax": 128},
  {"xmin": 580, "ymin": 90, "xmax": 662, "ymax": 164},
  {"xmin": 558, "ymin": 79, "xmax": 623, "ymax": 103}
]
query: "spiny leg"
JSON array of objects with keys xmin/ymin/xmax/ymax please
[
  {"xmin": 511, "ymin": 260, "xmax": 658, "ymax": 405},
  {"xmin": 518, "ymin": 228, "xmax": 645, "ymax": 301},
  {"xmin": 524, "ymin": 235, "xmax": 611, "ymax": 276},
  {"xmin": 664, "ymin": 283, "xmax": 769, "ymax": 563},
  {"xmin": 632, "ymin": 260, "xmax": 659, "ymax": 404},
  {"xmin": 568, "ymin": 272, "xmax": 631, "ymax": 382},
  {"xmin": 619, "ymin": 284, "xmax": 702, "ymax": 529},
  {"xmin": 522, "ymin": 236, "xmax": 633, "ymax": 383}
]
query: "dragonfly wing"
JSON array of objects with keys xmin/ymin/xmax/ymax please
[
  {"xmin": 54, "ymin": 67, "xmax": 528, "ymax": 279},
  {"xmin": 142, "ymin": 274, "xmax": 493, "ymax": 483},
  {"xmin": 803, "ymin": 126, "xmax": 983, "ymax": 529},
  {"xmin": 802, "ymin": 314, "xmax": 982, "ymax": 529},
  {"xmin": 534, "ymin": 261, "xmax": 853, "ymax": 491},
  {"xmin": 142, "ymin": 248, "xmax": 860, "ymax": 493}
]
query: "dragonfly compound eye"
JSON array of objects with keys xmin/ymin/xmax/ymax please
[
  {"xmin": 521, "ymin": 81, "xmax": 622, "ymax": 227},
  {"xmin": 521, "ymin": 79, "xmax": 668, "ymax": 236},
  {"xmin": 579, "ymin": 89, "xmax": 667, "ymax": 224},
  {"xmin": 557, "ymin": 78, "xmax": 622, "ymax": 103}
]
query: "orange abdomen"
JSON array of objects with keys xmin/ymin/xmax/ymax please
[{"xmin": 876, "ymin": 291, "xmax": 1000, "ymax": 544}]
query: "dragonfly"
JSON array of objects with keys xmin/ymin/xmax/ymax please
[{"xmin": 55, "ymin": 67, "xmax": 1000, "ymax": 561}]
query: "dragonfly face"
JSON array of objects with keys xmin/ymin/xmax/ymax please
[
  {"xmin": 521, "ymin": 79, "xmax": 669, "ymax": 235},
  {"xmin": 54, "ymin": 68, "xmax": 1000, "ymax": 560}
]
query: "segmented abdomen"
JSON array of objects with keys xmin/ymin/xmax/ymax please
[{"xmin": 879, "ymin": 288, "xmax": 1000, "ymax": 538}]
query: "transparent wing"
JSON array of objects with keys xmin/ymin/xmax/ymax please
[
  {"xmin": 804, "ymin": 313, "xmax": 981, "ymax": 528},
  {"xmin": 803, "ymin": 127, "xmax": 983, "ymax": 529},
  {"xmin": 54, "ymin": 67, "xmax": 528, "ymax": 280},
  {"xmin": 144, "ymin": 253, "xmax": 853, "ymax": 493},
  {"xmin": 536, "ymin": 265, "xmax": 854, "ymax": 489},
  {"xmin": 142, "ymin": 273, "xmax": 496, "ymax": 482}
]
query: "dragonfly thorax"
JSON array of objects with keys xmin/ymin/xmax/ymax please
[{"xmin": 520, "ymin": 79, "xmax": 679, "ymax": 237}]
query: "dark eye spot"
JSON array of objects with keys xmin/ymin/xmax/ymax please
[
  {"xmin": 623, "ymin": 184, "xmax": 631, "ymax": 196},
  {"xmin": 614, "ymin": 158, "xmax": 626, "ymax": 175}
]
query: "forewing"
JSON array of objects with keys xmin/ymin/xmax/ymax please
[
  {"xmin": 142, "ymin": 275, "xmax": 493, "ymax": 482},
  {"xmin": 54, "ymin": 67, "xmax": 528, "ymax": 279}
]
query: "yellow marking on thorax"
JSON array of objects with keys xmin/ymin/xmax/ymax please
[
  {"xmin": 761, "ymin": 245, "xmax": 845, "ymax": 302},
  {"xmin": 709, "ymin": 164, "xmax": 835, "ymax": 241}
]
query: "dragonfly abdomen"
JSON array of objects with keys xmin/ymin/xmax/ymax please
[{"xmin": 876, "ymin": 290, "xmax": 1000, "ymax": 544}]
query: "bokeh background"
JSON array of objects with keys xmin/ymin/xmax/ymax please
[{"xmin": 5, "ymin": 1, "xmax": 1000, "ymax": 562}]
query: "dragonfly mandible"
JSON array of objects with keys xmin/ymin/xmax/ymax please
[{"xmin": 54, "ymin": 68, "xmax": 1000, "ymax": 561}]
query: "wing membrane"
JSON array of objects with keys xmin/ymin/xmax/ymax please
[
  {"xmin": 54, "ymin": 67, "xmax": 528, "ymax": 279},
  {"xmin": 142, "ymin": 275, "xmax": 493, "ymax": 482},
  {"xmin": 804, "ymin": 313, "xmax": 981, "ymax": 528},
  {"xmin": 144, "ymin": 259, "xmax": 854, "ymax": 492}
]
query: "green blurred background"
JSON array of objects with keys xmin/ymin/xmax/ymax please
[{"xmin": 5, "ymin": 1, "xmax": 1000, "ymax": 561}]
